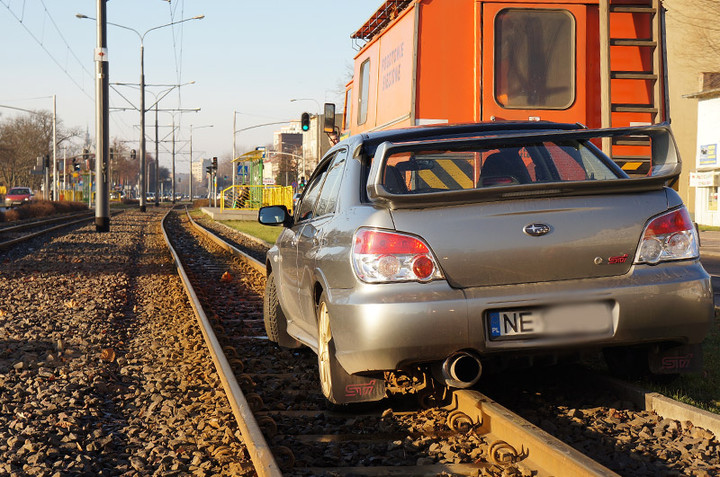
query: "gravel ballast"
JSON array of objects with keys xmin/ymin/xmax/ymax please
[{"xmin": 0, "ymin": 209, "xmax": 252, "ymax": 476}]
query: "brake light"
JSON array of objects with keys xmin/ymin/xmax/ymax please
[
  {"xmin": 352, "ymin": 228, "xmax": 443, "ymax": 283},
  {"xmin": 634, "ymin": 207, "xmax": 698, "ymax": 265}
]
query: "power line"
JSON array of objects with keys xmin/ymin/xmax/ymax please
[
  {"xmin": 0, "ymin": 0, "xmax": 93, "ymax": 101},
  {"xmin": 39, "ymin": 0, "xmax": 93, "ymax": 78}
]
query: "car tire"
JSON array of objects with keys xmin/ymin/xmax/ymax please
[
  {"xmin": 264, "ymin": 271, "xmax": 301, "ymax": 348},
  {"xmin": 316, "ymin": 291, "xmax": 386, "ymax": 405}
]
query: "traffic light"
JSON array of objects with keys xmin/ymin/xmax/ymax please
[
  {"xmin": 72, "ymin": 158, "xmax": 80, "ymax": 171},
  {"xmin": 109, "ymin": 148, "xmax": 114, "ymax": 159},
  {"xmin": 212, "ymin": 156, "xmax": 218, "ymax": 170},
  {"xmin": 130, "ymin": 149, "xmax": 137, "ymax": 160},
  {"xmin": 206, "ymin": 166, "xmax": 212, "ymax": 175},
  {"xmin": 301, "ymin": 112, "xmax": 310, "ymax": 131}
]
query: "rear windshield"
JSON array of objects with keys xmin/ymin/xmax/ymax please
[{"xmin": 380, "ymin": 141, "xmax": 621, "ymax": 194}]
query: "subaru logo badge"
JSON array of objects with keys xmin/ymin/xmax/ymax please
[{"xmin": 523, "ymin": 223, "xmax": 551, "ymax": 237}]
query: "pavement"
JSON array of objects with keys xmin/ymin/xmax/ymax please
[{"xmin": 698, "ymin": 230, "xmax": 720, "ymax": 305}]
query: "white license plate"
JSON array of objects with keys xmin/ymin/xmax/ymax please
[
  {"xmin": 488, "ymin": 309, "xmax": 543, "ymax": 340},
  {"xmin": 487, "ymin": 303, "xmax": 613, "ymax": 341}
]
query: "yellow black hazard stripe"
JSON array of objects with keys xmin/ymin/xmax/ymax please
[
  {"xmin": 615, "ymin": 158, "xmax": 651, "ymax": 176},
  {"xmin": 416, "ymin": 158, "xmax": 475, "ymax": 190}
]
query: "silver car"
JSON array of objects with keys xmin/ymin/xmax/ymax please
[{"xmin": 259, "ymin": 122, "xmax": 712, "ymax": 405}]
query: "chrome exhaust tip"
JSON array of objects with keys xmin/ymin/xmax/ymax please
[{"xmin": 436, "ymin": 352, "xmax": 482, "ymax": 388}]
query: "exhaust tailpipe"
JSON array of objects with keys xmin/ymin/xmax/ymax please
[{"xmin": 436, "ymin": 352, "xmax": 482, "ymax": 388}]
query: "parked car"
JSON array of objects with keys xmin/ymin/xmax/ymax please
[
  {"xmin": 258, "ymin": 122, "xmax": 713, "ymax": 405},
  {"xmin": 4, "ymin": 187, "xmax": 34, "ymax": 207}
]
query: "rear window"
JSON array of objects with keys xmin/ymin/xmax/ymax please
[{"xmin": 380, "ymin": 141, "xmax": 620, "ymax": 194}]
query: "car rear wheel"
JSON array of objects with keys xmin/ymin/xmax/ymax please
[
  {"xmin": 263, "ymin": 271, "xmax": 300, "ymax": 348},
  {"xmin": 316, "ymin": 292, "xmax": 386, "ymax": 405}
]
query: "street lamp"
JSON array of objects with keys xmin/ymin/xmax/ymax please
[
  {"xmin": 190, "ymin": 124, "xmax": 213, "ymax": 201},
  {"xmin": 76, "ymin": 12, "xmax": 204, "ymax": 212},
  {"xmin": 145, "ymin": 82, "xmax": 195, "ymax": 206}
]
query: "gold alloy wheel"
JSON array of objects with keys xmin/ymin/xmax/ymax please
[{"xmin": 317, "ymin": 301, "xmax": 332, "ymax": 398}]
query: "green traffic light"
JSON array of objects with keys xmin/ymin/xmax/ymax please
[{"xmin": 301, "ymin": 112, "xmax": 310, "ymax": 131}]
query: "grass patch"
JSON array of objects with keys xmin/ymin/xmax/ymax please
[
  {"xmin": 1, "ymin": 200, "xmax": 88, "ymax": 222},
  {"xmin": 699, "ymin": 225, "xmax": 720, "ymax": 232},
  {"xmin": 220, "ymin": 220, "xmax": 282, "ymax": 244},
  {"xmin": 639, "ymin": 309, "xmax": 720, "ymax": 414}
]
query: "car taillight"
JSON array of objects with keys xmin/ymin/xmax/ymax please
[
  {"xmin": 352, "ymin": 228, "xmax": 443, "ymax": 283},
  {"xmin": 634, "ymin": 207, "xmax": 699, "ymax": 265}
]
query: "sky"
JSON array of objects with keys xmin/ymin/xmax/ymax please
[{"xmin": 0, "ymin": 0, "xmax": 382, "ymax": 170}]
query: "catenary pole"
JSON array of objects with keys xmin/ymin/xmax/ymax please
[
  {"xmin": 95, "ymin": 0, "xmax": 110, "ymax": 232},
  {"xmin": 52, "ymin": 95, "xmax": 57, "ymax": 201}
]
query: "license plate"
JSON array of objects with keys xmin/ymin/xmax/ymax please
[
  {"xmin": 487, "ymin": 303, "xmax": 613, "ymax": 341},
  {"xmin": 488, "ymin": 309, "xmax": 543, "ymax": 340}
]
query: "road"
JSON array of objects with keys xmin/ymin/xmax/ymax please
[{"xmin": 701, "ymin": 255, "xmax": 720, "ymax": 306}]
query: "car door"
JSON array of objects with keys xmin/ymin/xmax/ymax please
[
  {"xmin": 295, "ymin": 150, "xmax": 348, "ymax": 337},
  {"xmin": 276, "ymin": 166, "xmax": 328, "ymax": 329}
]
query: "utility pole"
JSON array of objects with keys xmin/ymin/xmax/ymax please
[
  {"xmin": 155, "ymin": 103, "xmax": 160, "ymax": 206},
  {"xmin": 52, "ymin": 95, "xmax": 57, "ymax": 201},
  {"xmin": 95, "ymin": 0, "xmax": 110, "ymax": 232},
  {"xmin": 171, "ymin": 116, "xmax": 176, "ymax": 204}
]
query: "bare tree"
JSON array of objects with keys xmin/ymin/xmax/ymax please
[
  {"xmin": 665, "ymin": 0, "xmax": 720, "ymax": 70},
  {"xmin": 0, "ymin": 111, "xmax": 79, "ymax": 190}
]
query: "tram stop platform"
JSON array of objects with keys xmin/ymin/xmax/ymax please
[{"xmin": 199, "ymin": 207, "xmax": 258, "ymax": 221}]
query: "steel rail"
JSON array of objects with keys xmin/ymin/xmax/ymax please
[
  {"xmin": 184, "ymin": 208, "xmax": 265, "ymax": 272},
  {"xmin": 179, "ymin": 209, "xmax": 626, "ymax": 476},
  {"xmin": 0, "ymin": 212, "xmax": 101, "ymax": 250},
  {"xmin": 448, "ymin": 390, "xmax": 619, "ymax": 476},
  {"xmin": 160, "ymin": 208, "xmax": 282, "ymax": 476},
  {"xmin": 0, "ymin": 211, "xmax": 94, "ymax": 234}
]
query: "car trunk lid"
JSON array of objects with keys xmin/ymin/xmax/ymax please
[{"xmin": 388, "ymin": 190, "xmax": 668, "ymax": 288}]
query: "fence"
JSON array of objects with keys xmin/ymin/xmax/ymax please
[{"xmin": 220, "ymin": 185, "xmax": 293, "ymax": 212}]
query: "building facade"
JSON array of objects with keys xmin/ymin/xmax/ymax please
[{"xmin": 687, "ymin": 74, "xmax": 720, "ymax": 226}]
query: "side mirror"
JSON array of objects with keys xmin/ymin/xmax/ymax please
[
  {"xmin": 323, "ymin": 103, "xmax": 336, "ymax": 133},
  {"xmin": 258, "ymin": 205, "xmax": 292, "ymax": 227}
]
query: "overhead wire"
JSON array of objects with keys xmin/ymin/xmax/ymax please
[
  {"xmin": 0, "ymin": 0, "xmax": 94, "ymax": 101},
  {"xmin": 166, "ymin": 0, "xmax": 187, "ymax": 145}
]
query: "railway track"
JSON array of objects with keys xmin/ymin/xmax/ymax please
[
  {"xmin": 0, "ymin": 210, "xmax": 97, "ymax": 250},
  {"xmin": 161, "ymin": 208, "xmax": 717, "ymax": 476}
]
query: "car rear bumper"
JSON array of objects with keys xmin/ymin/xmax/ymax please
[{"xmin": 328, "ymin": 261, "xmax": 713, "ymax": 375}]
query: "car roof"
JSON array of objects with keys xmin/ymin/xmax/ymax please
[{"xmin": 354, "ymin": 121, "xmax": 584, "ymax": 157}]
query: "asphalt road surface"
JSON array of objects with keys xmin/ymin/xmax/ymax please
[{"xmin": 700, "ymin": 256, "xmax": 720, "ymax": 306}]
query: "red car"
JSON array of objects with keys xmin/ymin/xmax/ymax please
[{"xmin": 4, "ymin": 187, "xmax": 34, "ymax": 207}]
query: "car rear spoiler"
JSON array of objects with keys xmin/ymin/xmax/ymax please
[{"xmin": 366, "ymin": 123, "xmax": 680, "ymax": 208}]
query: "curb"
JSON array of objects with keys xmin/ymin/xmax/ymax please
[{"xmin": 599, "ymin": 375, "xmax": 720, "ymax": 438}]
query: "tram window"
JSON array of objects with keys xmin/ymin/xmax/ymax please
[
  {"xmin": 358, "ymin": 59, "xmax": 371, "ymax": 125},
  {"xmin": 494, "ymin": 9, "xmax": 575, "ymax": 109},
  {"xmin": 344, "ymin": 88, "xmax": 352, "ymax": 130}
]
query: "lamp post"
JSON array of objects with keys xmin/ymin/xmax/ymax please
[
  {"xmin": 290, "ymin": 98, "xmax": 321, "ymax": 181},
  {"xmin": 190, "ymin": 124, "xmax": 213, "ymax": 201},
  {"xmin": 76, "ymin": 12, "xmax": 204, "ymax": 212}
]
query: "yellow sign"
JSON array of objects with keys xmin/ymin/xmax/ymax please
[{"xmin": 233, "ymin": 150, "xmax": 263, "ymax": 162}]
